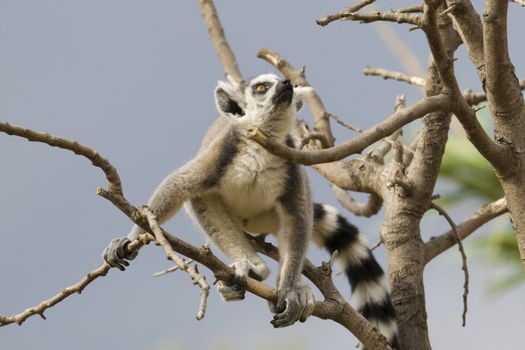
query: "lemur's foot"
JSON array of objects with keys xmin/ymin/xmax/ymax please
[
  {"xmin": 270, "ymin": 284, "xmax": 315, "ymax": 328},
  {"xmin": 217, "ymin": 258, "xmax": 269, "ymax": 301}
]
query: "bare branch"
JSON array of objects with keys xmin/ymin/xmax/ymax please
[
  {"xmin": 421, "ymin": 1, "xmax": 512, "ymax": 172},
  {"xmin": 257, "ymin": 48, "xmax": 335, "ymax": 145},
  {"xmin": 464, "ymin": 87, "xmax": 520, "ymax": 106},
  {"xmin": 327, "ymin": 114, "xmax": 363, "ymax": 133},
  {"xmin": 248, "ymin": 95, "xmax": 451, "ymax": 165},
  {"xmin": 0, "ymin": 234, "xmax": 153, "ymax": 327},
  {"xmin": 430, "ymin": 203, "xmax": 469, "ymax": 327},
  {"xmin": 140, "ymin": 207, "xmax": 210, "ymax": 320},
  {"xmin": 332, "ymin": 185, "xmax": 382, "ymax": 217},
  {"xmin": 0, "ymin": 121, "xmax": 123, "ymax": 195},
  {"xmin": 316, "ymin": 0, "xmax": 376, "ymax": 26},
  {"xmin": 364, "ymin": 66, "xmax": 426, "ymax": 87},
  {"xmin": 425, "ymin": 198, "xmax": 508, "ymax": 263},
  {"xmin": 244, "ymin": 237, "xmax": 393, "ymax": 350},
  {"xmin": 444, "ymin": 0, "xmax": 485, "ymax": 82},
  {"xmin": 153, "ymin": 259, "xmax": 194, "ymax": 277},
  {"xmin": 300, "ymin": 132, "xmax": 331, "ymax": 149},
  {"xmin": 198, "ymin": 0, "xmax": 243, "ymax": 83},
  {"xmin": 339, "ymin": 10, "xmax": 422, "ymax": 27},
  {"xmin": 370, "ymin": 94, "xmax": 406, "ymax": 162},
  {"xmin": 460, "ymin": 82, "xmax": 525, "ymax": 105}
]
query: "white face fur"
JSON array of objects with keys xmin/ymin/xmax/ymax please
[{"xmin": 215, "ymin": 73, "xmax": 312, "ymax": 136}]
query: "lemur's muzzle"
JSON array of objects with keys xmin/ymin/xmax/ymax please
[{"xmin": 272, "ymin": 79, "xmax": 293, "ymax": 106}]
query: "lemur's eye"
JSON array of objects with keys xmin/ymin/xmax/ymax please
[{"xmin": 255, "ymin": 84, "xmax": 268, "ymax": 94}]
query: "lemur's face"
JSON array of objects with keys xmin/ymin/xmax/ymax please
[
  {"xmin": 244, "ymin": 74, "xmax": 293, "ymax": 114},
  {"xmin": 214, "ymin": 74, "xmax": 295, "ymax": 131}
]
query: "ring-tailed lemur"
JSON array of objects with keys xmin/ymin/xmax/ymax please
[{"xmin": 103, "ymin": 73, "xmax": 398, "ymax": 347}]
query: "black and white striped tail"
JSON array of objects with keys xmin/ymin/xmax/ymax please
[{"xmin": 312, "ymin": 203, "xmax": 399, "ymax": 349}]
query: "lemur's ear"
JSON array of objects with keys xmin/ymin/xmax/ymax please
[{"xmin": 215, "ymin": 81, "xmax": 245, "ymax": 118}]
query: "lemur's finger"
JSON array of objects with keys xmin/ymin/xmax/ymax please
[{"xmin": 298, "ymin": 287, "xmax": 315, "ymax": 322}]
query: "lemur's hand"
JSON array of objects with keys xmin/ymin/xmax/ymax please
[
  {"xmin": 271, "ymin": 284, "xmax": 316, "ymax": 328},
  {"xmin": 217, "ymin": 258, "xmax": 270, "ymax": 301},
  {"xmin": 102, "ymin": 237, "xmax": 138, "ymax": 271}
]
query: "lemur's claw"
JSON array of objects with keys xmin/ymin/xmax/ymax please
[{"xmin": 217, "ymin": 258, "xmax": 269, "ymax": 301}]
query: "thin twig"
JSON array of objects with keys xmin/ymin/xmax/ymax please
[
  {"xmin": 327, "ymin": 113, "xmax": 363, "ymax": 133},
  {"xmin": 370, "ymin": 238, "xmax": 383, "ymax": 251},
  {"xmin": 140, "ymin": 207, "xmax": 210, "ymax": 320},
  {"xmin": 371, "ymin": 95, "xmax": 406, "ymax": 161},
  {"xmin": 316, "ymin": 0, "xmax": 376, "ymax": 26},
  {"xmin": 364, "ymin": 66, "xmax": 426, "ymax": 87},
  {"xmin": 153, "ymin": 259, "xmax": 194, "ymax": 277},
  {"xmin": 340, "ymin": 11, "xmax": 421, "ymax": 26},
  {"xmin": 198, "ymin": 0, "xmax": 243, "ymax": 83},
  {"xmin": 425, "ymin": 198, "xmax": 508, "ymax": 262},
  {"xmin": 430, "ymin": 203, "xmax": 469, "ymax": 327},
  {"xmin": 0, "ymin": 234, "xmax": 153, "ymax": 327}
]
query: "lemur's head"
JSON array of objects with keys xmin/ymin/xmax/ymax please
[{"xmin": 214, "ymin": 73, "xmax": 311, "ymax": 136}]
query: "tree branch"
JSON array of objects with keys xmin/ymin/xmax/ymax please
[
  {"xmin": 483, "ymin": 0, "xmax": 524, "ymax": 116},
  {"xmin": 425, "ymin": 198, "xmax": 508, "ymax": 263},
  {"xmin": 198, "ymin": 0, "xmax": 243, "ymax": 83},
  {"xmin": 316, "ymin": 0, "xmax": 376, "ymax": 26},
  {"xmin": 463, "ymin": 79, "xmax": 525, "ymax": 105},
  {"xmin": 421, "ymin": 1, "xmax": 512, "ymax": 172},
  {"xmin": 364, "ymin": 66, "xmax": 426, "ymax": 87},
  {"xmin": 0, "ymin": 234, "xmax": 153, "ymax": 327},
  {"xmin": 141, "ymin": 207, "xmax": 210, "ymax": 320},
  {"xmin": 248, "ymin": 95, "xmax": 451, "ymax": 165},
  {"xmin": 337, "ymin": 10, "xmax": 422, "ymax": 27},
  {"xmin": 444, "ymin": 0, "xmax": 486, "ymax": 83},
  {"xmin": 0, "ymin": 121, "xmax": 123, "ymax": 196},
  {"xmin": 430, "ymin": 203, "xmax": 469, "ymax": 327},
  {"xmin": 332, "ymin": 185, "xmax": 382, "ymax": 217}
]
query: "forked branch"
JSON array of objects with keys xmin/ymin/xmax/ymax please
[{"xmin": 425, "ymin": 198, "xmax": 508, "ymax": 263}]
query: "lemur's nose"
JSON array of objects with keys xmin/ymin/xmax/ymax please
[{"xmin": 281, "ymin": 79, "xmax": 291, "ymax": 86}]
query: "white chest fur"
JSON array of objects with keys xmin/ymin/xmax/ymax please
[{"xmin": 219, "ymin": 140, "xmax": 288, "ymax": 219}]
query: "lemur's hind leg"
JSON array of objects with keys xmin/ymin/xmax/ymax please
[{"xmin": 187, "ymin": 194, "xmax": 270, "ymax": 301}]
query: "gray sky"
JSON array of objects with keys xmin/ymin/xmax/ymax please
[{"xmin": 1, "ymin": 1, "xmax": 524, "ymax": 349}]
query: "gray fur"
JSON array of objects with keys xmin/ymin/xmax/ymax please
[{"xmin": 103, "ymin": 74, "xmax": 315, "ymax": 327}]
